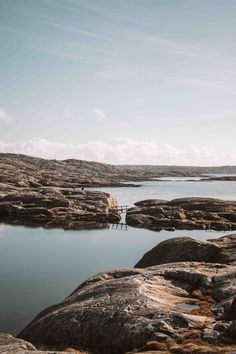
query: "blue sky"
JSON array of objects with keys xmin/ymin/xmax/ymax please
[{"xmin": 0, "ymin": 0, "xmax": 236, "ymax": 164}]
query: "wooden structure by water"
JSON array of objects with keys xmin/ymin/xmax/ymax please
[{"xmin": 117, "ymin": 205, "xmax": 129, "ymax": 213}]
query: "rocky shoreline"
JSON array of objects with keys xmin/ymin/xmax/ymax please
[
  {"xmin": 1, "ymin": 153, "xmax": 236, "ymax": 353},
  {"xmin": 1, "ymin": 153, "xmax": 236, "ymax": 230},
  {"xmin": 1, "ymin": 233, "xmax": 236, "ymax": 354},
  {"xmin": 0, "ymin": 185, "xmax": 120, "ymax": 229},
  {"xmin": 0, "ymin": 153, "xmax": 169, "ymax": 189},
  {"xmin": 126, "ymin": 197, "xmax": 236, "ymax": 232}
]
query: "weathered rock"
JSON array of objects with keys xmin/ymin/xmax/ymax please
[
  {"xmin": 0, "ymin": 333, "xmax": 87, "ymax": 353},
  {"xmin": 135, "ymin": 234, "xmax": 236, "ymax": 268},
  {"xmin": 126, "ymin": 197, "xmax": 236, "ymax": 231},
  {"xmin": 0, "ymin": 187, "xmax": 120, "ymax": 229},
  {"xmin": 19, "ymin": 257, "xmax": 236, "ymax": 353},
  {"xmin": 135, "ymin": 237, "xmax": 220, "ymax": 268},
  {"xmin": 0, "ymin": 153, "xmax": 163, "ymax": 189},
  {"xmin": 0, "ymin": 333, "xmax": 36, "ymax": 353}
]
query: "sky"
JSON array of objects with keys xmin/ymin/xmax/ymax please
[{"xmin": 0, "ymin": 0, "xmax": 236, "ymax": 165}]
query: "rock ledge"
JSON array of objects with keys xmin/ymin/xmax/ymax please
[{"xmin": 126, "ymin": 197, "xmax": 236, "ymax": 231}]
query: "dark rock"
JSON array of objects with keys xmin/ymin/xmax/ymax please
[
  {"xmin": 134, "ymin": 200, "xmax": 168, "ymax": 207},
  {"xmin": 0, "ymin": 188, "xmax": 120, "ymax": 229},
  {"xmin": 135, "ymin": 237, "xmax": 221, "ymax": 268},
  {"xmin": 209, "ymin": 233, "xmax": 236, "ymax": 265},
  {"xmin": 228, "ymin": 320, "xmax": 236, "ymax": 337},
  {"xmin": 200, "ymin": 176, "xmax": 236, "ymax": 182},
  {"xmin": 126, "ymin": 197, "xmax": 236, "ymax": 232},
  {"xmin": 135, "ymin": 234, "xmax": 236, "ymax": 268}
]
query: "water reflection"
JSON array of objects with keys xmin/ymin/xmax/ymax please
[{"xmin": 110, "ymin": 222, "xmax": 128, "ymax": 230}]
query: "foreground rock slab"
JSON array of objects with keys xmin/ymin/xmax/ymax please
[
  {"xmin": 19, "ymin": 235, "xmax": 236, "ymax": 354},
  {"xmin": 126, "ymin": 197, "xmax": 236, "ymax": 231},
  {"xmin": 0, "ymin": 186, "xmax": 120, "ymax": 229}
]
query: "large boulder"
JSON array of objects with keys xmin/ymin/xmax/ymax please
[
  {"xmin": 19, "ymin": 260, "xmax": 236, "ymax": 354},
  {"xmin": 135, "ymin": 234, "xmax": 236, "ymax": 268},
  {"xmin": 135, "ymin": 237, "xmax": 220, "ymax": 268}
]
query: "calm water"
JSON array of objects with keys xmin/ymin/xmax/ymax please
[{"xmin": 1, "ymin": 179, "xmax": 236, "ymax": 334}]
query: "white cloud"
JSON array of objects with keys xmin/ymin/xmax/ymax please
[
  {"xmin": 92, "ymin": 107, "xmax": 107, "ymax": 121},
  {"xmin": 0, "ymin": 108, "xmax": 11, "ymax": 122},
  {"xmin": 0, "ymin": 137, "xmax": 236, "ymax": 166}
]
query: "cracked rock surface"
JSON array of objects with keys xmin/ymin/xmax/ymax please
[
  {"xmin": 18, "ymin": 234, "xmax": 236, "ymax": 354},
  {"xmin": 126, "ymin": 197, "xmax": 236, "ymax": 232},
  {"xmin": 0, "ymin": 186, "xmax": 120, "ymax": 229},
  {"xmin": 0, "ymin": 153, "xmax": 159, "ymax": 188},
  {"xmin": 0, "ymin": 154, "xmax": 125, "ymax": 229}
]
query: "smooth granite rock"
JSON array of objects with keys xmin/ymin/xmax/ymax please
[
  {"xmin": 126, "ymin": 197, "xmax": 236, "ymax": 231},
  {"xmin": 19, "ymin": 232, "xmax": 236, "ymax": 354},
  {"xmin": 135, "ymin": 234, "xmax": 236, "ymax": 268}
]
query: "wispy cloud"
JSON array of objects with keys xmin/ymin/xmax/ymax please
[
  {"xmin": 92, "ymin": 107, "xmax": 107, "ymax": 121},
  {"xmin": 49, "ymin": 21, "xmax": 115, "ymax": 42},
  {"xmin": 128, "ymin": 31, "xmax": 203, "ymax": 58},
  {"xmin": 0, "ymin": 108, "xmax": 11, "ymax": 123},
  {"xmin": 0, "ymin": 137, "xmax": 235, "ymax": 166}
]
